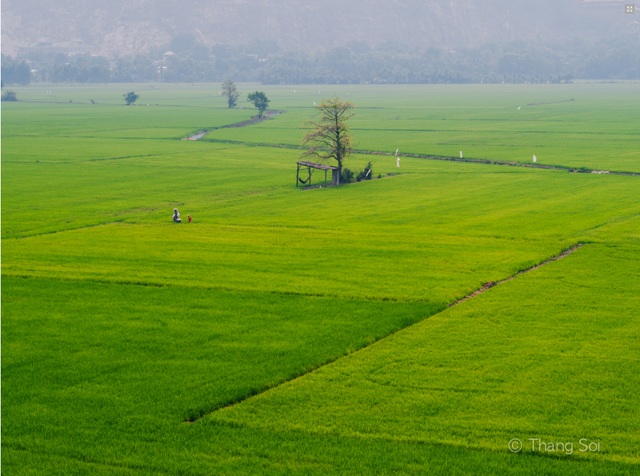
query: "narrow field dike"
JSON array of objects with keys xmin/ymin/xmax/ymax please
[{"xmin": 451, "ymin": 243, "xmax": 585, "ymax": 307}]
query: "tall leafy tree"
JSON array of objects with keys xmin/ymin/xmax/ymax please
[
  {"xmin": 123, "ymin": 91, "xmax": 139, "ymax": 106},
  {"xmin": 301, "ymin": 98, "xmax": 355, "ymax": 176},
  {"xmin": 221, "ymin": 79, "xmax": 239, "ymax": 108},
  {"xmin": 247, "ymin": 91, "xmax": 270, "ymax": 118}
]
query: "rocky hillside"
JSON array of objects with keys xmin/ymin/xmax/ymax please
[{"xmin": 2, "ymin": 0, "xmax": 636, "ymax": 57}]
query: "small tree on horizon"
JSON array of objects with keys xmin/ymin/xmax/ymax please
[
  {"xmin": 247, "ymin": 91, "xmax": 270, "ymax": 118},
  {"xmin": 123, "ymin": 91, "xmax": 139, "ymax": 106},
  {"xmin": 301, "ymin": 97, "xmax": 355, "ymax": 179},
  {"xmin": 221, "ymin": 79, "xmax": 239, "ymax": 108}
]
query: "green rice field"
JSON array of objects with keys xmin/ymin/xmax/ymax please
[{"xmin": 2, "ymin": 83, "xmax": 639, "ymax": 474}]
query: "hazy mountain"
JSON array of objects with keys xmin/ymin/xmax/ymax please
[{"xmin": 2, "ymin": 0, "xmax": 637, "ymax": 58}]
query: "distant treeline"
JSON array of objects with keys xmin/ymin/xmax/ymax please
[{"xmin": 3, "ymin": 38, "xmax": 638, "ymax": 85}]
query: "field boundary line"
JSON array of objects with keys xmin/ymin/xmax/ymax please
[
  {"xmin": 363, "ymin": 152, "xmax": 640, "ymax": 177},
  {"xmin": 195, "ymin": 137, "xmax": 640, "ymax": 176},
  {"xmin": 2, "ymin": 221, "xmax": 127, "ymax": 241},
  {"xmin": 450, "ymin": 243, "xmax": 584, "ymax": 307},
  {"xmin": 188, "ymin": 243, "xmax": 585, "ymax": 422},
  {"xmin": 0, "ymin": 273, "xmax": 434, "ymax": 303},
  {"xmin": 187, "ymin": 112, "xmax": 639, "ymax": 176}
]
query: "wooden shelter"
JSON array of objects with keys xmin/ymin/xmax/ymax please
[{"xmin": 296, "ymin": 161, "xmax": 340, "ymax": 187}]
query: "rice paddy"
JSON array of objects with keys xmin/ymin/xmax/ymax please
[{"xmin": 2, "ymin": 82, "xmax": 639, "ymax": 474}]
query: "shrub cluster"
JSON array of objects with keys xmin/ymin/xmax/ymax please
[
  {"xmin": 1, "ymin": 90, "xmax": 17, "ymax": 102},
  {"xmin": 341, "ymin": 162, "xmax": 374, "ymax": 184}
]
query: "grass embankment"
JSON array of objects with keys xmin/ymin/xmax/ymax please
[{"xmin": 2, "ymin": 83, "xmax": 639, "ymax": 474}]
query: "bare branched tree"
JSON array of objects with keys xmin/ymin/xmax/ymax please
[{"xmin": 301, "ymin": 98, "xmax": 355, "ymax": 176}]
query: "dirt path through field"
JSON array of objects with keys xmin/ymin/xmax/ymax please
[
  {"xmin": 182, "ymin": 110, "xmax": 283, "ymax": 140},
  {"xmin": 450, "ymin": 243, "xmax": 584, "ymax": 307}
]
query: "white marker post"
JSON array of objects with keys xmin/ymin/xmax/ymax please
[{"xmin": 533, "ymin": 154, "xmax": 537, "ymax": 163}]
